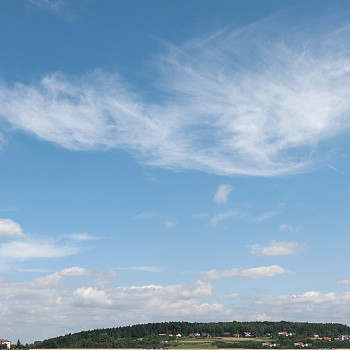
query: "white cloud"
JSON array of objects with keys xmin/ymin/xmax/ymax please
[
  {"xmin": 0, "ymin": 218, "xmax": 25, "ymax": 237},
  {"xmin": 59, "ymin": 267, "xmax": 91, "ymax": 277},
  {"xmin": 65, "ymin": 233, "xmax": 100, "ymax": 241},
  {"xmin": 0, "ymin": 239, "xmax": 79, "ymax": 260},
  {"xmin": 2, "ymin": 17, "xmax": 350, "ymax": 176},
  {"xmin": 252, "ymin": 211, "xmax": 279, "ymax": 222},
  {"xmin": 214, "ymin": 185, "xmax": 234, "ymax": 205},
  {"xmin": 218, "ymin": 293, "xmax": 240, "ymax": 300},
  {"xmin": 132, "ymin": 211, "xmax": 160, "ymax": 220},
  {"xmin": 253, "ymin": 291, "xmax": 350, "ymax": 322},
  {"xmin": 199, "ymin": 268, "xmax": 239, "ymax": 281},
  {"xmin": 1, "ymin": 266, "xmax": 349, "ymax": 344},
  {"xmin": 0, "ymin": 134, "xmax": 6, "ymax": 151},
  {"xmin": 0, "ymin": 270, "xmax": 224, "ymax": 342},
  {"xmin": 192, "ymin": 213, "xmax": 209, "ymax": 219},
  {"xmin": 207, "ymin": 210, "xmax": 239, "ymax": 227},
  {"xmin": 251, "ymin": 240, "xmax": 303, "ymax": 256},
  {"xmin": 280, "ymin": 224, "xmax": 301, "ymax": 232},
  {"xmin": 337, "ymin": 279, "xmax": 350, "ymax": 285},
  {"xmin": 239, "ymin": 265, "xmax": 285, "ymax": 279},
  {"xmin": 116, "ymin": 266, "xmax": 163, "ymax": 273},
  {"xmin": 165, "ymin": 219, "xmax": 175, "ymax": 228},
  {"xmin": 30, "ymin": 0, "xmax": 77, "ymax": 21},
  {"xmin": 199, "ymin": 265, "xmax": 285, "ymax": 281}
]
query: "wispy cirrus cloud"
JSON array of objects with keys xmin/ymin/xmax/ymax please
[
  {"xmin": 251, "ymin": 211, "xmax": 280, "ymax": 222},
  {"xmin": 1, "ymin": 15, "xmax": 350, "ymax": 176},
  {"xmin": 214, "ymin": 185, "xmax": 234, "ymax": 205},
  {"xmin": 0, "ymin": 239, "xmax": 79, "ymax": 261},
  {"xmin": 64, "ymin": 233, "xmax": 100, "ymax": 241},
  {"xmin": 207, "ymin": 210, "xmax": 239, "ymax": 227},
  {"xmin": 30, "ymin": 0, "xmax": 78, "ymax": 21},
  {"xmin": 116, "ymin": 266, "xmax": 163, "ymax": 273},
  {"xmin": 251, "ymin": 240, "xmax": 303, "ymax": 257},
  {"xmin": 279, "ymin": 224, "xmax": 301, "ymax": 232},
  {"xmin": 199, "ymin": 265, "xmax": 285, "ymax": 281},
  {"xmin": 132, "ymin": 211, "xmax": 160, "ymax": 220},
  {"xmin": 218, "ymin": 292, "xmax": 240, "ymax": 300}
]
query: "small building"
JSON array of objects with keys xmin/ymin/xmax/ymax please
[
  {"xmin": 244, "ymin": 332, "xmax": 251, "ymax": 337},
  {"xmin": 233, "ymin": 333, "xmax": 240, "ymax": 338},
  {"xmin": 323, "ymin": 337, "xmax": 331, "ymax": 341},
  {"xmin": 176, "ymin": 334, "xmax": 182, "ymax": 338},
  {"xmin": 294, "ymin": 342, "xmax": 309, "ymax": 347},
  {"xmin": 262, "ymin": 342, "xmax": 278, "ymax": 347},
  {"xmin": 0, "ymin": 340, "xmax": 10, "ymax": 350},
  {"xmin": 278, "ymin": 332, "xmax": 293, "ymax": 337}
]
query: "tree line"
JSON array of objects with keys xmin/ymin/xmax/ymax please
[{"xmin": 31, "ymin": 321, "xmax": 350, "ymax": 349}]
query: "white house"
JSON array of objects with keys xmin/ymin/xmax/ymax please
[
  {"xmin": 0, "ymin": 340, "xmax": 10, "ymax": 350},
  {"xmin": 278, "ymin": 332, "xmax": 293, "ymax": 337}
]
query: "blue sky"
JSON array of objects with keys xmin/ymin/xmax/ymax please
[{"xmin": 2, "ymin": 0, "xmax": 350, "ymax": 343}]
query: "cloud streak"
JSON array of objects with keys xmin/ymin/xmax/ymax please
[
  {"xmin": 207, "ymin": 210, "xmax": 239, "ymax": 227},
  {"xmin": 2, "ymin": 15, "xmax": 350, "ymax": 176},
  {"xmin": 199, "ymin": 265, "xmax": 285, "ymax": 281},
  {"xmin": 0, "ymin": 239, "xmax": 79, "ymax": 261}
]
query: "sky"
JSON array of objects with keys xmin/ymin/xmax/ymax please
[{"xmin": 2, "ymin": 0, "xmax": 350, "ymax": 344}]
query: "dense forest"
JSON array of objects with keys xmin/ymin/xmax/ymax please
[{"xmin": 31, "ymin": 321, "xmax": 350, "ymax": 349}]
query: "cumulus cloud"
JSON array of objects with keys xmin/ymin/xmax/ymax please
[
  {"xmin": 253, "ymin": 291, "xmax": 350, "ymax": 322},
  {"xmin": 0, "ymin": 266, "xmax": 349, "ymax": 344},
  {"xmin": 0, "ymin": 271, "xmax": 225, "ymax": 342},
  {"xmin": 251, "ymin": 240, "xmax": 303, "ymax": 256},
  {"xmin": 0, "ymin": 218, "xmax": 25, "ymax": 237},
  {"xmin": 2, "ymin": 15, "xmax": 350, "ymax": 176},
  {"xmin": 214, "ymin": 185, "xmax": 234, "ymax": 205},
  {"xmin": 239, "ymin": 265, "xmax": 286, "ymax": 279},
  {"xmin": 199, "ymin": 265, "xmax": 285, "ymax": 281}
]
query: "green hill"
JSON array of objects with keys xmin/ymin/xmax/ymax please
[{"xmin": 31, "ymin": 321, "xmax": 350, "ymax": 349}]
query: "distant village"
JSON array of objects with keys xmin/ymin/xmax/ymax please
[{"xmin": 155, "ymin": 331, "xmax": 350, "ymax": 349}]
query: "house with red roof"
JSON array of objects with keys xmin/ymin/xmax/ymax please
[{"xmin": 0, "ymin": 340, "xmax": 10, "ymax": 350}]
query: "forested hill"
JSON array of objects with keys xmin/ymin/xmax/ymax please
[{"xmin": 32, "ymin": 321, "xmax": 350, "ymax": 348}]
